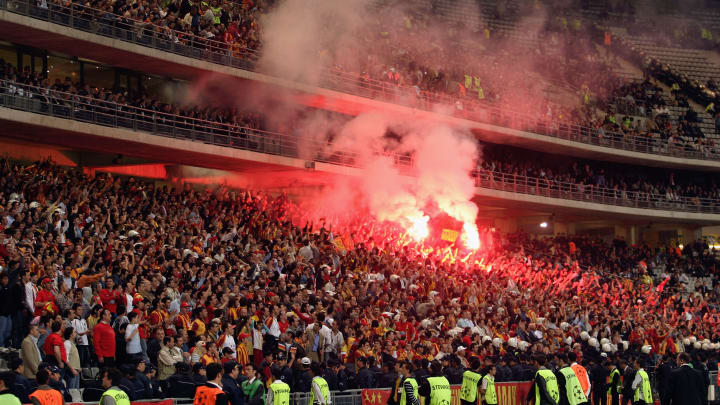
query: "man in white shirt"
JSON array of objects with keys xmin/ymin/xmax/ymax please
[
  {"xmin": 23, "ymin": 272, "xmax": 36, "ymax": 315},
  {"xmin": 69, "ymin": 304, "xmax": 90, "ymax": 366},
  {"xmin": 125, "ymin": 312, "xmax": 142, "ymax": 357},
  {"xmin": 326, "ymin": 321, "xmax": 344, "ymax": 358}
]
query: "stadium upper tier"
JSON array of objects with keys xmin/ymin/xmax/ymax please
[
  {"xmin": 3, "ymin": 0, "xmax": 720, "ymax": 167},
  {"xmin": 2, "ymin": 78, "xmax": 720, "ymax": 222}
]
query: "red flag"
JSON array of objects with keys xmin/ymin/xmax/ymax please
[{"xmin": 657, "ymin": 276, "xmax": 671, "ymax": 292}]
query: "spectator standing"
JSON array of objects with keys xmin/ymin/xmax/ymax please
[
  {"xmin": 621, "ymin": 360, "xmax": 636, "ymax": 405},
  {"xmin": 157, "ymin": 336, "xmax": 183, "ymax": 381},
  {"xmin": 0, "ymin": 271, "xmax": 15, "ymax": 347},
  {"xmin": 42, "ymin": 321, "xmax": 67, "ymax": 371},
  {"xmin": 94, "ymin": 309, "xmax": 117, "ymax": 367},
  {"xmin": 125, "ymin": 312, "xmax": 142, "ymax": 360},
  {"xmin": 69, "ymin": 304, "xmax": 90, "ymax": 367},
  {"xmin": 28, "ymin": 369, "xmax": 65, "ymax": 405},
  {"xmin": 20, "ymin": 325, "xmax": 42, "ymax": 379},
  {"xmin": 63, "ymin": 327, "xmax": 80, "ymax": 389}
]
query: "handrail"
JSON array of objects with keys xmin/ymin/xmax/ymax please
[
  {"xmin": 1, "ymin": 79, "xmax": 719, "ymax": 214},
  {"xmin": 475, "ymin": 169, "xmax": 720, "ymax": 214},
  {"xmin": 3, "ymin": 0, "xmax": 720, "ymax": 162},
  {"xmin": 0, "ymin": 79, "xmax": 414, "ymax": 167}
]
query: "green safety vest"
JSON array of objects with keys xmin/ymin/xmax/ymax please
[
  {"xmin": 309, "ymin": 376, "xmax": 330, "ymax": 405},
  {"xmin": 535, "ymin": 369, "xmax": 560, "ymax": 405},
  {"xmin": 270, "ymin": 381, "xmax": 290, "ymax": 405},
  {"xmin": 0, "ymin": 393, "xmax": 21, "ymax": 405},
  {"xmin": 477, "ymin": 87, "xmax": 485, "ymax": 99},
  {"xmin": 482, "ymin": 374, "xmax": 497, "ymax": 405},
  {"xmin": 242, "ymin": 379, "xmax": 265, "ymax": 403},
  {"xmin": 607, "ymin": 368, "xmax": 621, "ymax": 394},
  {"xmin": 633, "ymin": 370, "xmax": 652, "ymax": 404},
  {"xmin": 400, "ymin": 378, "xmax": 418, "ymax": 405},
  {"xmin": 559, "ymin": 367, "xmax": 587, "ymax": 405},
  {"xmin": 459, "ymin": 370, "xmax": 481, "ymax": 402},
  {"xmin": 100, "ymin": 389, "xmax": 131, "ymax": 405},
  {"xmin": 211, "ymin": 6, "xmax": 221, "ymax": 24},
  {"xmin": 427, "ymin": 376, "xmax": 451, "ymax": 405},
  {"xmin": 464, "ymin": 75, "xmax": 473, "ymax": 90}
]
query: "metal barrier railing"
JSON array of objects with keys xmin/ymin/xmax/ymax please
[
  {"xmin": 2, "ymin": 0, "xmax": 720, "ymax": 162},
  {"xmin": 475, "ymin": 169, "xmax": 720, "ymax": 214},
  {"xmin": 2, "ymin": 79, "xmax": 720, "ymax": 214}
]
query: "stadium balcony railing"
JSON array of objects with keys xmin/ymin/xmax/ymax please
[
  {"xmin": 2, "ymin": 79, "xmax": 720, "ymax": 215},
  {"xmin": 2, "ymin": 0, "xmax": 720, "ymax": 162}
]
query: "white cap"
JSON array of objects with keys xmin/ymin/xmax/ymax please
[
  {"xmin": 301, "ymin": 357, "xmax": 311, "ymax": 365},
  {"xmin": 456, "ymin": 346, "xmax": 467, "ymax": 352}
]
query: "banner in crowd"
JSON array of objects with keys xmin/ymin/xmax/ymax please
[{"xmin": 362, "ymin": 382, "xmax": 533, "ymax": 405}]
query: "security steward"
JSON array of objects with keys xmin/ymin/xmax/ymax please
[
  {"xmin": 29, "ymin": 369, "xmax": 65, "ymax": 405},
  {"xmin": 309, "ymin": 362, "xmax": 331, "ymax": 405},
  {"xmin": 419, "ymin": 361, "xmax": 451, "ymax": 405},
  {"xmin": 99, "ymin": 369, "xmax": 131, "ymax": 405},
  {"xmin": 526, "ymin": 354, "xmax": 560, "ymax": 405},
  {"xmin": 556, "ymin": 354, "xmax": 589, "ymax": 405},
  {"xmin": 606, "ymin": 361, "xmax": 622, "ymax": 405},
  {"xmin": 389, "ymin": 360, "xmax": 419, "ymax": 405},
  {"xmin": 568, "ymin": 353, "xmax": 590, "ymax": 400},
  {"xmin": 631, "ymin": 359, "xmax": 652, "ymax": 405},
  {"xmin": 460, "ymin": 357, "xmax": 483, "ymax": 405},
  {"xmin": 480, "ymin": 365, "xmax": 497, "ymax": 405},
  {"xmin": 266, "ymin": 366, "xmax": 291, "ymax": 405},
  {"xmin": 194, "ymin": 363, "xmax": 229, "ymax": 405}
]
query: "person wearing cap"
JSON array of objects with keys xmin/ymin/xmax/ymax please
[
  {"xmin": 309, "ymin": 362, "xmax": 330, "ymax": 405},
  {"xmin": 29, "ymin": 369, "xmax": 65, "ymax": 405},
  {"xmin": 40, "ymin": 365, "xmax": 71, "ymax": 402},
  {"xmin": 295, "ymin": 357, "xmax": 313, "ymax": 393},
  {"xmin": 419, "ymin": 361, "xmax": 451, "ymax": 405},
  {"xmin": 176, "ymin": 302, "xmax": 192, "ymax": 332},
  {"xmin": 275, "ymin": 352, "xmax": 294, "ymax": 388},
  {"xmin": 459, "ymin": 357, "xmax": 482, "ymax": 405},
  {"xmin": 34, "ymin": 278, "xmax": 57, "ymax": 317},
  {"xmin": 99, "ymin": 368, "xmax": 130, "ymax": 405},
  {"xmin": 266, "ymin": 365, "xmax": 291, "ymax": 405},
  {"xmin": 241, "ymin": 363, "xmax": 265, "ymax": 405},
  {"xmin": 0, "ymin": 371, "xmax": 21, "ymax": 405},
  {"xmin": 221, "ymin": 362, "xmax": 242, "ymax": 405}
]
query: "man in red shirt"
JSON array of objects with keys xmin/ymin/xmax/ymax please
[
  {"xmin": 98, "ymin": 277, "xmax": 121, "ymax": 314},
  {"xmin": 42, "ymin": 321, "xmax": 67, "ymax": 370},
  {"xmin": 34, "ymin": 278, "xmax": 57, "ymax": 317},
  {"xmin": 93, "ymin": 309, "xmax": 117, "ymax": 367}
]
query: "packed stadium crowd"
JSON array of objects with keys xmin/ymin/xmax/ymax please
[{"xmin": 0, "ymin": 158, "xmax": 718, "ymax": 404}]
